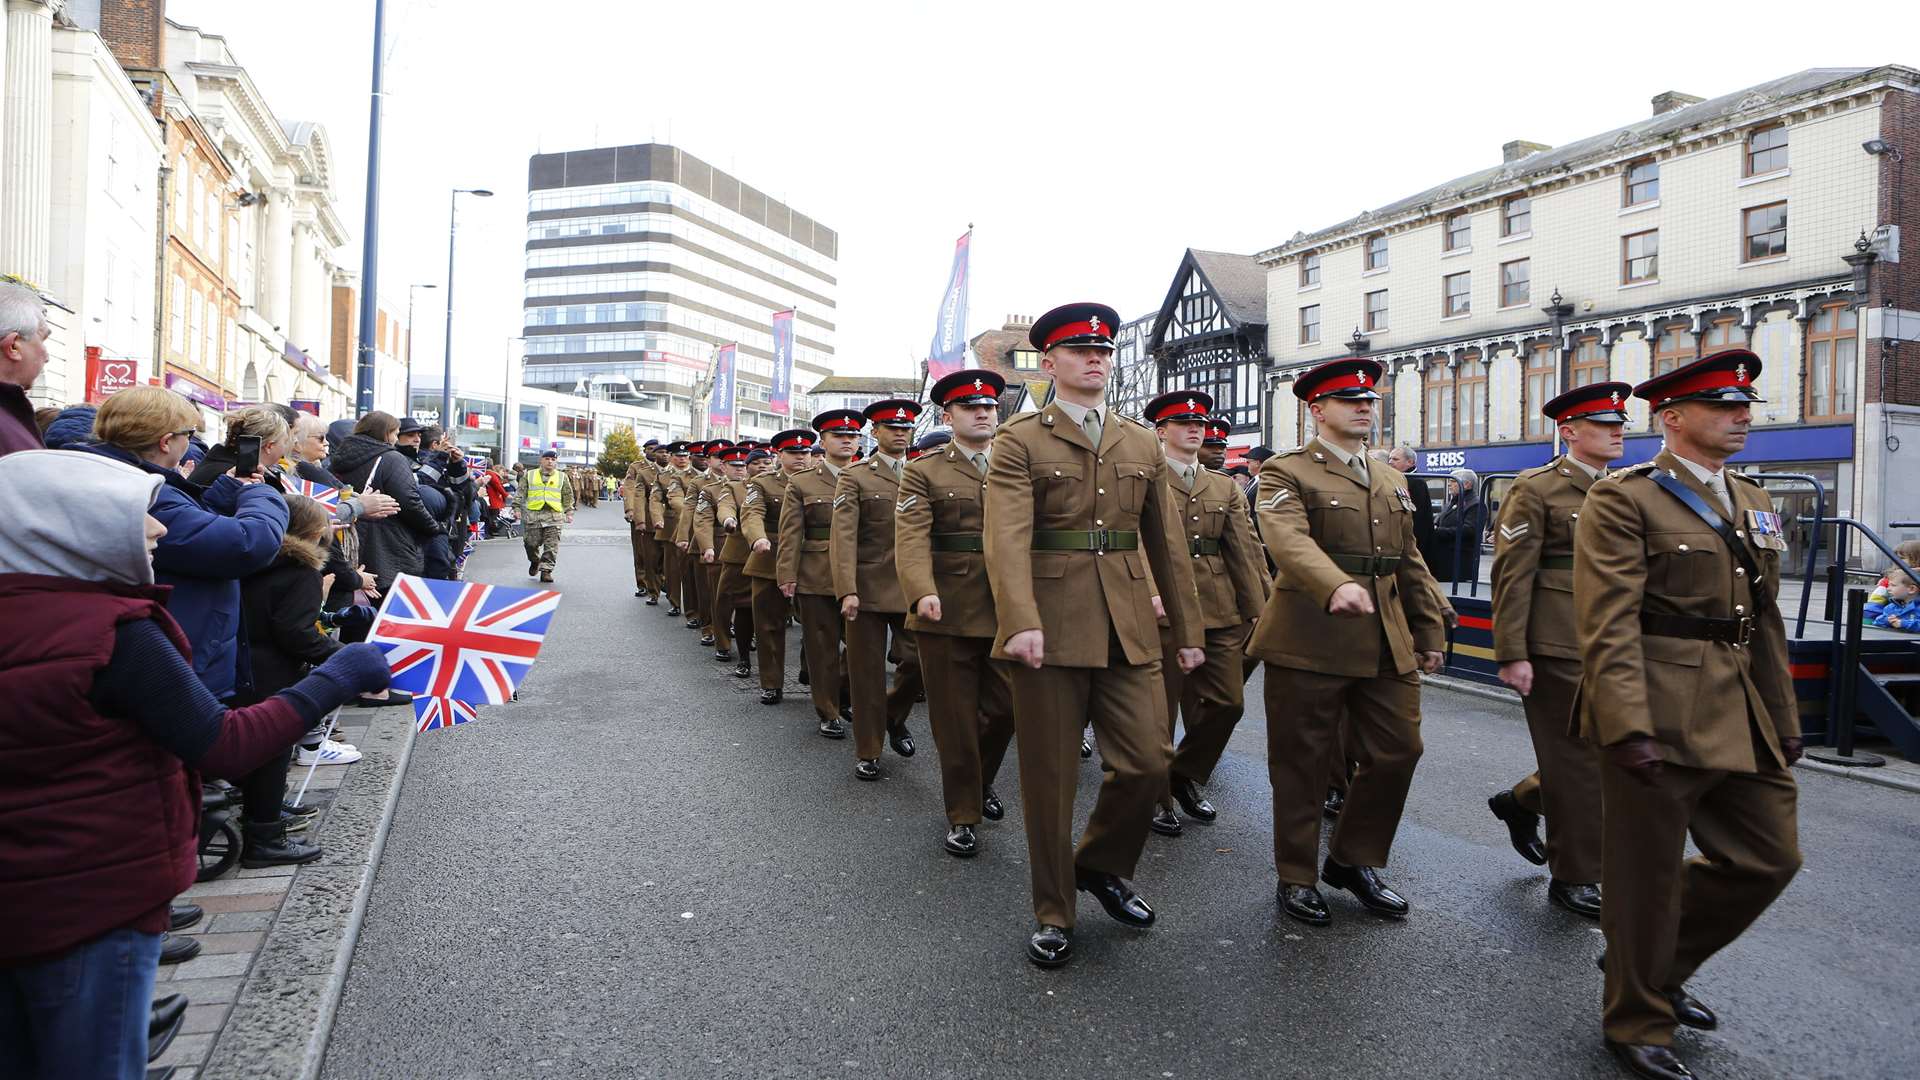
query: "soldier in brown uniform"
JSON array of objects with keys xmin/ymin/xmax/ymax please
[
  {"xmin": 675, "ymin": 442, "xmax": 716, "ymax": 637},
  {"xmin": 896, "ymin": 370, "xmax": 1016, "ymax": 857},
  {"xmin": 1485, "ymin": 381, "xmax": 1632, "ymax": 920},
  {"xmin": 779, "ymin": 411, "xmax": 862, "ymax": 740},
  {"xmin": 657, "ymin": 442, "xmax": 691, "ymax": 618},
  {"xmin": 744, "ymin": 429, "xmax": 815, "ymax": 705},
  {"xmin": 1577, "ymin": 350, "xmax": 1801, "ymax": 1080},
  {"xmin": 623, "ymin": 441, "xmax": 662, "ymax": 601},
  {"xmin": 833, "ymin": 399, "xmax": 925, "ymax": 781},
  {"xmin": 1249, "ymin": 357, "xmax": 1447, "ymax": 927},
  {"xmin": 985, "ymin": 302, "xmax": 1204, "ymax": 969},
  {"xmin": 1141, "ymin": 394, "xmax": 1269, "ymax": 838},
  {"xmin": 703, "ymin": 442, "xmax": 757, "ymax": 670}
]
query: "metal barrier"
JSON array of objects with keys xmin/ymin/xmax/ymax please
[
  {"xmin": 1741, "ymin": 472, "xmax": 1826, "ymax": 637},
  {"xmin": 1797, "ymin": 517, "xmax": 1920, "ymax": 762}
]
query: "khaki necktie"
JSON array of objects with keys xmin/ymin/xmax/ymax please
[
  {"xmin": 1081, "ymin": 408, "xmax": 1102, "ymax": 448},
  {"xmin": 1707, "ymin": 473, "xmax": 1733, "ymax": 517},
  {"xmin": 971, "ymin": 452, "xmax": 988, "ymax": 476},
  {"xmin": 1181, "ymin": 464, "xmax": 1196, "ymax": 492}
]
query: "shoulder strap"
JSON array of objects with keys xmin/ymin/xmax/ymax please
[{"xmin": 1648, "ymin": 470, "xmax": 1764, "ymax": 591}]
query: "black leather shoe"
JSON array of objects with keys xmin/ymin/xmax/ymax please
[
  {"xmin": 981, "ymin": 786, "xmax": 1004, "ymax": 821},
  {"xmin": 634, "ymin": 589, "xmax": 645, "ymax": 597},
  {"xmin": 1075, "ymin": 870, "xmax": 1155, "ymax": 927},
  {"xmin": 1322, "ymin": 787, "xmax": 1344, "ymax": 819},
  {"xmin": 818, "ymin": 716, "xmax": 847, "ymax": 739},
  {"xmin": 888, "ymin": 725, "xmax": 915, "ymax": 758},
  {"xmin": 1079, "ymin": 737, "xmax": 1093, "ymax": 760},
  {"xmin": 839, "ymin": 705, "xmax": 855, "ymax": 724},
  {"xmin": 645, "ymin": 595, "xmax": 659, "ymax": 606},
  {"xmin": 159, "ymin": 933, "xmax": 201, "ymax": 965},
  {"xmin": 149, "ymin": 992, "xmax": 187, "ymax": 1062},
  {"xmin": 699, "ymin": 634, "xmax": 716, "ymax": 647},
  {"xmin": 169, "ymin": 904, "xmax": 204, "ymax": 931},
  {"xmin": 528, "ymin": 560, "xmax": 539, "ymax": 578},
  {"xmin": 1027, "ymin": 924, "xmax": 1072, "ymax": 968},
  {"xmin": 665, "ymin": 606, "xmax": 681, "ymax": 617},
  {"xmin": 1279, "ymin": 883, "xmax": 1332, "ymax": 926},
  {"xmin": 1149, "ymin": 806, "xmax": 1184, "ymax": 837},
  {"xmin": 1595, "ymin": 956, "xmax": 1716, "ymax": 1031},
  {"xmin": 1607, "ymin": 1041, "xmax": 1694, "ymax": 1080},
  {"xmin": 1549, "ymin": 880, "xmax": 1603, "ymax": 920},
  {"xmin": 945, "ymin": 824, "xmax": 979, "ymax": 857},
  {"xmin": 854, "ymin": 758, "xmax": 881, "ymax": 781},
  {"xmin": 1488, "ymin": 789, "xmax": 1548, "ymax": 866},
  {"xmin": 685, "ymin": 616, "xmax": 702, "ymax": 628},
  {"xmin": 733, "ymin": 662, "xmax": 753, "ymax": 678},
  {"xmin": 1320, "ymin": 858, "xmax": 1410, "ymax": 918},
  {"xmin": 797, "ymin": 667, "xmax": 810, "ymax": 687},
  {"xmin": 759, "ymin": 688, "xmax": 783, "ymax": 705},
  {"xmin": 1171, "ymin": 775, "xmax": 1216, "ymax": 822},
  {"xmin": 713, "ymin": 649, "xmax": 732, "ymax": 662}
]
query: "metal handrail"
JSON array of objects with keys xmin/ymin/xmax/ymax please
[{"xmin": 1742, "ymin": 472, "xmax": 1825, "ymax": 637}]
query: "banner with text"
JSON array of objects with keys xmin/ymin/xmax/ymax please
[
  {"xmin": 924, "ymin": 231, "xmax": 971, "ymax": 381},
  {"xmin": 708, "ymin": 344, "xmax": 736, "ymax": 433},
  {"xmin": 769, "ymin": 309, "xmax": 796, "ymax": 416}
]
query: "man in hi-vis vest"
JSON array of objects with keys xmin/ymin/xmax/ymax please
[{"xmin": 519, "ymin": 449, "xmax": 576, "ymax": 583}]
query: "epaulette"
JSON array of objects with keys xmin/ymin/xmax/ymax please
[
  {"xmin": 1118, "ymin": 412, "xmax": 1146, "ymax": 429},
  {"xmin": 1517, "ymin": 461, "xmax": 1558, "ymax": 480},
  {"xmin": 1003, "ymin": 411, "xmax": 1042, "ymax": 429},
  {"xmin": 1274, "ymin": 447, "xmax": 1308, "ymax": 459},
  {"xmin": 1612, "ymin": 460, "xmax": 1660, "ymax": 479},
  {"xmin": 1730, "ymin": 470, "xmax": 1763, "ymax": 487}
]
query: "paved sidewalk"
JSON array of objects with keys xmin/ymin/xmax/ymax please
[{"xmin": 152, "ymin": 701, "xmax": 415, "ymax": 1079}]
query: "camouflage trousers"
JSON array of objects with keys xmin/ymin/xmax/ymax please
[{"xmin": 523, "ymin": 509, "xmax": 567, "ymax": 574}]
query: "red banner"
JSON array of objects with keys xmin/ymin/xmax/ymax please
[{"xmin": 84, "ymin": 347, "xmax": 139, "ymax": 404}]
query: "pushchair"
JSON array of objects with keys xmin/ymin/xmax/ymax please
[{"xmin": 494, "ymin": 503, "xmax": 523, "ymax": 539}]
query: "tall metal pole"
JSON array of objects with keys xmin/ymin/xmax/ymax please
[
  {"xmin": 403, "ymin": 283, "xmax": 434, "ymax": 413},
  {"xmin": 353, "ymin": 0, "xmax": 386, "ymax": 415},
  {"xmin": 440, "ymin": 192, "xmax": 458, "ymax": 433}
]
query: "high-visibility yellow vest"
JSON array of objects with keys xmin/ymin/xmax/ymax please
[{"xmin": 526, "ymin": 470, "xmax": 566, "ymax": 511}]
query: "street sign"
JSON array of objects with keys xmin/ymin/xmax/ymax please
[{"xmin": 84, "ymin": 347, "xmax": 139, "ymax": 404}]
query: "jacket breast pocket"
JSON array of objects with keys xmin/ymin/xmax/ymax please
[
  {"xmin": 1305, "ymin": 490, "xmax": 1361, "ymax": 544},
  {"xmin": 1649, "ymin": 532, "xmax": 1719, "ymax": 597},
  {"xmin": 1113, "ymin": 462, "xmax": 1153, "ymax": 514},
  {"xmin": 1034, "ymin": 461, "xmax": 1083, "ymax": 517},
  {"xmin": 1201, "ymin": 498, "xmax": 1231, "ymax": 535}
]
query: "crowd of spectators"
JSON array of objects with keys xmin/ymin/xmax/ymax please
[{"xmin": 0, "ymin": 281, "xmax": 529, "ymax": 1078}]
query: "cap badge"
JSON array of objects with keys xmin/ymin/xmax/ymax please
[
  {"xmin": 1610, "ymin": 391, "xmax": 1621, "ymax": 405},
  {"xmin": 972, "ymin": 379, "xmax": 983, "ymax": 392},
  {"xmin": 1186, "ymin": 397, "xmax": 1199, "ymax": 412},
  {"xmin": 1356, "ymin": 371, "xmax": 1370, "ymax": 386},
  {"xmin": 1087, "ymin": 315, "xmax": 1102, "ymax": 333},
  {"xmin": 1735, "ymin": 363, "xmax": 1748, "ymax": 384}
]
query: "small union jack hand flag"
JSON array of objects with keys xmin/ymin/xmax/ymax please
[
  {"xmin": 369, "ymin": 575, "xmax": 560, "ymax": 705},
  {"xmin": 292, "ymin": 479, "xmax": 342, "ymax": 511},
  {"xmin": 413, "ymin": 696, "xmax": 480, "ymax": 733}
]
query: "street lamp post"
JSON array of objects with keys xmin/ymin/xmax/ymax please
[
  {"xmin": 440, "ymin": 187, "xmax": 494, "ymax": 435},
  {"xmin": 402, "ymin": 282, "xmax": 436, "ymax": 413}
]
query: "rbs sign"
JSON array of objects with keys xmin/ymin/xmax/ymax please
[{"xmin": 1423, "ymin": 450, "xmax": 1468, "ymax": 470}]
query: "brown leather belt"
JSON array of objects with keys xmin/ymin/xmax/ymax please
[
  {"xmin": 1189, "ymin": 537, "xmax": 1222, "ymax": 556},
  {"xmin": 931, "ymin": 533, "xmax": 984, "ymax": 552},
  {"xmin": 1641, "ymin": 611, "xmax": 1752, "ymax": 645},
  {"xmin": 1327, "ymin": 553, "xmax": 1400, "ymax": 577}
]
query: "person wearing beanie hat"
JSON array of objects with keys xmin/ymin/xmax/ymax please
[{"xmin": 41, "ymin": 404, "xmax": 97, "ymax": 450}]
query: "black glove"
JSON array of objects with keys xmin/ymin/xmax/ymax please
[
  {"xmin": 1607, "ymin": 736, "xmax": 1664, "ymax": 784},
  {"xmin": 281, "ymin": 643, "xmax": 392, "ymax": 721},
  {"xmin": 1780, "ymin": 736, "xmax": 1805, "ymax": 766}
]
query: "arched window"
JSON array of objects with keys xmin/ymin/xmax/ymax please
[{"xmin": 242, "ymin": 362, "xmax": 260, "ymax": 402}]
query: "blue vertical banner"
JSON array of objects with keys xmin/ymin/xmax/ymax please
[
  {"xmin": 708, "ymin": 344, "xmax": 736, "ymax": 434},
  {"xmin": 925, "ymin": 230, "xmax": 971, "ymax": 381},
  {"xmin": 769, "ymin": 309, "xmax": 796, "ymax": 416}
]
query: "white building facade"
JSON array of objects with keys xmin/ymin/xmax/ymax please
[{"xmin": 1260, "ymin": 66, "xmax": 1920, "ymax": 554}]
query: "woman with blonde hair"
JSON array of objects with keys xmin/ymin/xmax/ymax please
[
  {"xmin": 77, "ymin": 386, "xmax": 287, "ymax": 702},
  {"xmin": 189, "ymin": 405, "xmax": 291, "ymax": 490}
]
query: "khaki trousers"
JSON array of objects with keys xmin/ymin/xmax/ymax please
[
  {"xmin": 750, "ymin": 577, "xmax": 790, "ymax": 691},
  {"xmin": 711, "ymin": 561, "xmax": 753, "ymax": 653},
  {"xmin": 660, "ymin": 541, "xmax": 683, "ymax": 610},
  {"xmin": 1263, "ymin": 664, "xmax": 1422, "ymax": 885},
  {"xmin": 1509, "ymin": 655, "xmax": 1603, "ymax": 883},
  {"xmin": 917, "ymin": 632, "xmax": 1014, "ymax": 825},
  {"xmin": 629, "ymin": 525, "xmax": 657, "ymax": 593},
  {"xmin": 794, "ymin": 593, "xmax": 847, "ymax": 724},
  {"xmin": 1010, "ymin": 634, "xmax": 1170, "ymax": 929},
  {"xmin": 700, "ymin": 563, "xmax": 721, "ymax": 629},
  {"xmin": 1600, "ymin": 758, "xmax": 1799, "ymax": 1045},
  {"xmin": 1159, "ymin": 624, "xmax": 1250, "ymax": 791},
  {"xmin": 844, "ymin": 610, "xmax": 922, "ymax": 761}
]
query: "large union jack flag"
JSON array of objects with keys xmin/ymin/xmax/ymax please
[
  {"xmin": 292, "ymin": 479, "xmax": 341, "ymax": 511},
  {"xmin": 413, "ymin": 696, "xmax": 480, "ymax": 733},
  {"xmin": 369, "ymin": 575, "xmax": 560, "ymax": 706}
]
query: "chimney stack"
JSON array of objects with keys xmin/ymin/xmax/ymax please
[
  {"xmin": 1651, "ymin": 91, "xmax": 1704, "ymax": 116},
  {"xmin": 1503, "ymin": 140, "xmax": 1551, "ymax": 164}
]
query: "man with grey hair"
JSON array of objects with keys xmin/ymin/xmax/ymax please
[{"xmin": 0, "ymin": 282, "xmax": 50, "ymax": 456}]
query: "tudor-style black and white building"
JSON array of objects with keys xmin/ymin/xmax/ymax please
[{"xmin": 1145, "ymin": 249, "xmax": 1269, "ymax": 450}]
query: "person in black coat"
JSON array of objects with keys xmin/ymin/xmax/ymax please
[
  {"xmin": 326, "ymin": 411, "xmax": 438, "ymax": 592},
  {"xmin": 1426, "ymin": 467, "xmax": 1486, "ymax": 586}
]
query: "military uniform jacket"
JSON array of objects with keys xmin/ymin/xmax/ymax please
[
  {"xmin": 831, "ymin": 458, "xmax": 908, "ymax": 613},
  {"xmin": 895, "ymin": 445, "xmax": 995, "ymax": 639},
  {"xmin": 983, "ymin": 403, "xmax": 1201, "ymax": 667},
  {"xmin": 1246, "ymin": 437, "xmax": 1446, "ymax": 678},
  {"xmin": 740, "ymin": 470, "xmax": 791, "ymax": 580},
  {"xmin": 776, "ymin": 466, "xmax": 839, "ymax": 596},
  {"xmin": 1172, "ymin": 468, "xmax": 1270, "ymax": 629},
  {"xmin": 714, "ymin": 479, "xmax": 752, "ymax": 564},
  {"xmin": 678, "ymin": 471, "xmax": 719, "ymax": 547},
  {"xmin": 1574, "ymin": 449, "xmax": 1797, "ymax": 773},
  {"xmin": 1491, "ymin": 455, "xmax": 1592, "ymax": 663},
  {"xmin": 658, "ymin": 468, "xmax": 689, "ymax": 541}
]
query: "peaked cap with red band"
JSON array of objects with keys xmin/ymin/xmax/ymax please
[
  {"xmin": 771, "ymin": 428, "xmax": 817, "ymax": 452},
  {"xmin": 1204, "ymin": 416, "xmax": 1232, "ymax": 446},
  {"xmin": 1143, "ymin": 389, "xmax": 1215, "ymax": 425},
  {"xmin": 931, "ymin": 368, "xmax": 1006, "ymax": 407},
  {"xmin": 720, "ymin": 444, "xmax": 752, "ymax": 463},
  {"xmin": 1544, "ymin": 381, "xmax": 1633, "ymax": 424},
  {"xmin": 686, "ymin": 440, "xmax": 712, "ymax": 456},
  {"xmin": 1029, "ymin": 301, "xmax": 1121, "ymax": 352},
  {"xmin": 703, "ymin": 439, "xmax": 735, "ymax": 459},
  {"xmin": 863, "ymin": 398, "xmax": 922, "ymax": 428},
  {"xmin": 1292, "ymin": 357, "xmax": 1384, "ymax": 402},
  {"xmin": 810, "ymin": 409, "xmax": 865, "ymax": 434},
  {"xmin": 666, "ymin": 440, "xmax": 690, "ymax": 454},
  {"xmin": 1634, "ymin": 348, "xmax": 1766, "ymax": 407}
]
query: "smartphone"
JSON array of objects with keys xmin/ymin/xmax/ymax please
[{"xmin": 234, "ymin": 434, "xmax": 262, "ymax": 477}]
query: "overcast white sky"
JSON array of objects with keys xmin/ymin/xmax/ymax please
[{"xmin": 168, "ymin": 0, "xmax": 1917, "ymax": 393}]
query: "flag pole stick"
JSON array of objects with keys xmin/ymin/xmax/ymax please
[{"xmin": 291, "ymin": 706, "xmax": 343, "ymax": 808}]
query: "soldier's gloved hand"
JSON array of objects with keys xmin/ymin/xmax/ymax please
[
  {"xmin": 1327, "ymin": 582, "xmax": 1375, "ymax": 618},
  {"xmin": 1607, "ymin": 736, "xmax": 1664, "ymax": 784},
  {"xmin": 1780, "ymin": 736, "xmax": 1805, "ymax": 765}
]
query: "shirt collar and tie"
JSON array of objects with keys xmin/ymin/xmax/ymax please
[
  {"xmin": 1672, "ymin": 453, "xmax": 1734, "ymax": 516},
  {"xmin": 1169, "ymin": 458, "xmax": 1199, "ymax": 492},
  {"xmin": 1319, "ymin": 440, "xmax": 1370, "ymax": 485},
  {"xmin": 1567, "ymin": 455, "xmax": 1604, "ymax": 481},
  {"xmin": 1054, "ymin": 399, "xmax": 1103, "ymax": 447},
  {"xmin": 872, "ymin": 451, "xmax": 903, "ymax": 481}
]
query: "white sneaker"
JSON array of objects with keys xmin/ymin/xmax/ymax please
[{"xmin": 296, "ymin": 739, "xmax": 363, "ymax": 766}]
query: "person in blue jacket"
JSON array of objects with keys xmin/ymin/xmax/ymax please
[{"xmin": 76, "ymin": 386, "xmax": 286, "ymax": 700}]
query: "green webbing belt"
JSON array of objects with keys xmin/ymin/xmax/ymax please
[
  {"xmin": 1327, "ymin": 553, "xmax": 1401, "ymax": 577},
  {"xmin": 1031, "ymin": 529, "xmax": 1139, "ymax": 552},
  {"xmin": 1189, "ymin": 537, "xmax": 1222, "ymax": 556},
  {"xmin": 931, "ymin": 533, "xmax": 984, "ymax": 552}
]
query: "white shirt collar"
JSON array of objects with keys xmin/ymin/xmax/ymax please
[
  {"xmin": 1567, "ymin": 455, "xmax": 1604, "ymax": 480},
  {"xmin": 822, "ymin": 460, "xmax": 844, "ymax": 479},
  {"xmin": 1670, "ymin": 452, "xmax": 1724, "ymax": 488},
  {"xmin": 1053, "ymin": 399, "xmax": 1099, "ymax": 425}
]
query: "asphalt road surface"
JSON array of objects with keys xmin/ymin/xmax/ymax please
[{"xmin": 323, "ymin": 503, "xmax": 1919, "ymax": 1080}]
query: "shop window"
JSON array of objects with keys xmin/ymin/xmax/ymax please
[
  {"xmin": 1571, "ymin": 335, "xmax": 1608, "ymax": 387},
  {"xmin": 1652, "ymin": 323, "xmax": 1696, "ymax": 375},
  {"xmin": 1424, "ymin": 362, "xmax": 1455, "ymax": 446},
  {"xmin": 1805, "ymin": 301, "xmax": 1857, "ymax": 421}
]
